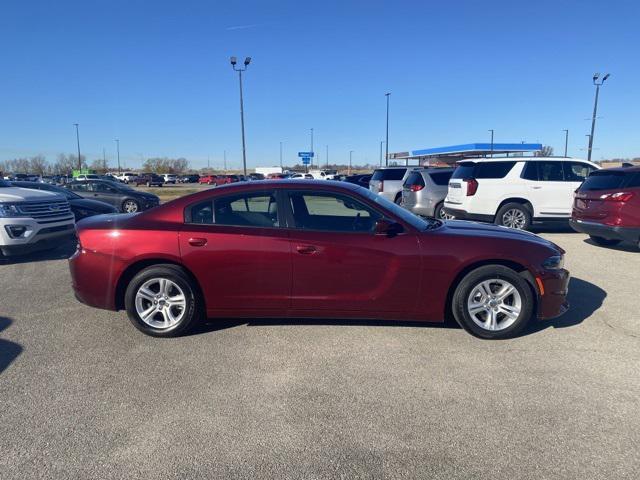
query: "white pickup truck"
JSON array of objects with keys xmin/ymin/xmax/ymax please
[{"xmin": 0, "ymin": 180, "xmax": 76, "ymax": 257}]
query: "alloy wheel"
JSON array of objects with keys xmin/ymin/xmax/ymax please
[
  {"xmin": 466, "ymin": 279, "xmax": 522, "ymax": 332},
  {"xmin": 501, "ymin": 209, "xmax": 527, "ymax": 229},
  {"xmin": 123, "ymin": 200, "xmax": 139, "ymax": 213},
  {"xmin": 134, "ymin": 278, "xmax": 187, "ymax": 329}
]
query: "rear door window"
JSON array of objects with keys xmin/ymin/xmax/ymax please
[
  {"xmin": 186, "ymin": 192, "xmax": 279, "ymax": 227},
  {"xmin": 450, "ymin": 163, "xmax": 476, "ymax": 179},
  {"xmin": 371, "ymin": 168, "xmax": 407, "ymax": 181},
  {"xmin": 475, "ymin": 161, "xmax": 516, "ymax": 179},
  {"xmin": 537, "ymin": 161, "xmax": 565, "ymax": 181}
]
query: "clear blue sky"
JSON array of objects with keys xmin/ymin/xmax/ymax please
[{"xmin": 1, "ymin": 0, "xmax": 638, "ymax": 169}]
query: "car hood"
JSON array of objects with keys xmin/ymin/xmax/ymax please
[
  {"xmin": 0, "ymin": 186, "xmax": 65, "ymax": 203},
  {"xmin": 69, "ymin": 197, "xmax": 118, "ymax": 212},
  {"xmin": 432, "ymin": 220, "xmax": 564, "ymax": 253}
]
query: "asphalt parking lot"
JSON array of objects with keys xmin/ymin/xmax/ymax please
[{"xmin": 1, "ymin": 230, "xmax": 639, "ymax": 479}]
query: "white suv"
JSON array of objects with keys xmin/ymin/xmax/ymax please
[
  {"xmin": 0, "ymin": 180, "xmax": 76, "ymax": 256},
  {"xmin": 443, "ymin": 157, "xmax": 599, "ymax": 230}
]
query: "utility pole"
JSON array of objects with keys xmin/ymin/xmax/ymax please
[
  {"xmin": 310, "ymin": 128, "xmax": 314, "ymax": 168},
  {"xmin": 349, "ymin": 150, "xmax": 353, "ymax": 175},
  {"xmin": 488, "ymin": 129, "xmax": 494, "ymax": 157},
  {"xmin": 223, "ymin": 150, "xmax": 227, "ymax": 171},
  {"xmin": 230, "ymin": 56, "xmax": 251, "ymax": 176},
  {"xmin": 588, "ymin": 73, "xmax": 610, "ymax": 162},
  {"xmin": 562, "ymin": 129, "xmax": 569, "ymax": 157},
  {"xmin": 279, "ymin": 142, "xmax": 283, "ymax": 169},
  {"xmin": 73, "ymin": 123, "xmax": 81, "ymax": 170},
  {"xmin": 385, "ymin": 93, "xmax": 390, "ymax": 166},
  {"xmin": 115, "ymin": 138, "xmax": 121, "ymax": 173},
  {"xmin": 325, "ymin": 145, "xmax": 329, "ymax": 169},
  {"xmin": 379, "ymin": 140, "xmax": 384, "ymax": 167}
]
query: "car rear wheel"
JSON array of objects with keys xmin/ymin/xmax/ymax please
[
  {"xmin": 589, "ymin": 235, "xmax": 622, "ymax": 247},
  {"xmin": 394, "ymin": 194, "xmax": 403, "ymax": 205},
  {"xmin": 452, "ymin": 265, "xmax": 534, "ymax": 339},
  {"xmin": 434, "ymin": 202, "xmax": 454, "ymax": 220},
  {"xmin": 495, "ymin": 203, "xmax": 531, "ymax": 230},
  {"xmin": 122, "ymin": 199, "xmax": 140, "ymax": 213},
  {"xmin": 124, "ymin": 265, "xmax": 202, "ymax": 337}
]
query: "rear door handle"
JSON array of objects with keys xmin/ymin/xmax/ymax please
[
  {"xmin": 188, "ymin": 237, "xmax": 207, "ymax": 247},
  {"xmin": 531, "ymin": 186, "xmax": 542, "ymax": 189},
  {"xmin": 296, "ymin": 245, "xmax": 317, "ymax": 255}
]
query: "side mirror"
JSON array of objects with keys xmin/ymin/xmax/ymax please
[{"xmin": 374, "ymin": 219, "xmax": 404, "ymax": 237}]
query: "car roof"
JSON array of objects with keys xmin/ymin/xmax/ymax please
[
  {"xmin": 373, "ymin": 166, "xmax": 409, "ymax": 170},
  {"xmin": 458, "ymin": 156, "xmax": 590, "ymax": 163}
]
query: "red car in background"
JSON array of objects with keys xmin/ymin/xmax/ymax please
[
  {"xmin": 571, "ymin": 166, "xmax": 640, "ymax": 248},
  {"xmin": 69, "ymin": 180, "xmax": 569, "ymax": 340},
  {"xmin": 198, "ymin": 174, "xmax": 243, "ymax": 186}
]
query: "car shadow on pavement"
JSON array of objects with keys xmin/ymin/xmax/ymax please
[
  {"xmin": 525, "ymin": 277, "xmax": 606, "ymax": 335},
  {"xmin": 0, "ymin": 241, "xmax": 76, "ymax": 266},
  {"xmin": 0, "ymin": 317, "xmax": 23, "ymax": 375},
  {"xmin": 582, "ymin": 237, "xmax": 639, "ymax": 253},
  {"xmin": 193, "ymin": 277, "xmax": 604, "ymax": 338}
]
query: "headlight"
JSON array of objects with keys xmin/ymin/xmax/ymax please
[
  {"xmin": 0, "ymin": 203, "xmax": 21, "ymax": 217},
  {"xmin": 542, "ymin": 255, "xmax": 564, "ymax": 270}
]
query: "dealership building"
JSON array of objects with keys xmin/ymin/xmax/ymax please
[{"xmin": 388, "ymin": 142, "xmax": 543, "ymax": 166}]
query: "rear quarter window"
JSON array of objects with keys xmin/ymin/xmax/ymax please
[
  {"xmin": 428, "ymin": 170, "xmax": 453, "ymax": 185},
  {"xmin": 451, "ymin": 161, "xmax": 515, "ymax": 180},
  {"xmin": 371, "ymin": 168, "xmax": 407, "ymax": 181}
]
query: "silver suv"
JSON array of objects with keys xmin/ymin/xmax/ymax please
[
  {"xmin": 401, "ymin": 168, "xmax": 454, "ymax": 219},
  {"xmin": 369, "ymin": 167, "xmax": 411, "ymax": 204}
]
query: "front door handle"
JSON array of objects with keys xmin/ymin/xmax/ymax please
[
  {"xmin": 531, "ymin": 186, "xmax": 542, "ymax": 189},
  {"xmin": 296, "ymin": 245, "xmax": 317, "ymax": 255},
  {"xmin": 188, "ymin": 237, "xmax": 207, "ymax": 247}
]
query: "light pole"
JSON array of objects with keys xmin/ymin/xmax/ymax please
[
  {"xmin": 73, "ymin": 123, "xmax": 81, "ymax": 170},
  {"xmin": 102, "ymin": 148, "xmax": 107, "ymax": 171},
  {"xmin": 310, "ymin": 128, "xmax": 314, "ymax": 167},
  {"xmin": 224, "ymin": 150, "xmax": 227, "ymax": 171},
  {"xmin": 562, "ymin": 129, "xmax": 569, "ymax": 157},
  {"xmin": 385, "ymin": 93, "xmax": 390, "ymax": 166},
  {"xmin": 230, "ymin": 56, "xmax": 251, "ymax": 176},
  {"xmin": 325, "ymin": 145, "xmax": 329, "ymax": 169},
  {"xmin": 349, "ymin": 150, "xmax": 353, "ymax": 175},
  {"xmin": 279, "ymin": 142, "xmax": 283, "ymax": 169},
  {"xmin": 488, "ymin": 129, "xmax": 494, "ymax": 157},
  {"xmin": 115, "ymin": 139, "xmax": 121, "ymax": 173},
  {"xmin": 588, "ymin": 73, "xmax": 610, "ymax": 162},
  {"xmin": 379, "ymin": 140, "xmax": 384, "ymax": 167}
]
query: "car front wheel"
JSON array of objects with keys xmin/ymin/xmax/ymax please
[
  {"xmin": 124, "ymin": 265, "xmax": 202, "ymax": 337},
  {"xmin": 451, "ymin": 265, "xmax": 534, "ymax": 339}
]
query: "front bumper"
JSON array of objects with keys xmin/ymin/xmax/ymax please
[
  {"xmin": 0, "ymin": 216, "xmax": 76, "ymax": 256},
  {"xmin": 536, "ymin": 268, "xmax": 571, "ymax": 320},
  {"xmin": 570, "ymin": 219, "xmax": 640, "ymax": 244}
]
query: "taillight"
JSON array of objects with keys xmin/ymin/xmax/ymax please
[
  {"xmin": 466, "ymin": 178, "xmax": 479, "ymax": 196},
  {"xmin": 410, "ymin": 184, "xmax": 424, "ymax": 192},
  {"xmin": 378, "ymin": 180, "xmax": 384, "ymax": 192},
  {"xmin": 601, "ymin": 192, "xmax": 634, "ymax": 202}
]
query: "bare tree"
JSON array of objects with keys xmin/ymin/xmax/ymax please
[{"xmin": 535, "ymin": 146, "xmax": 554, "ymax": 157}]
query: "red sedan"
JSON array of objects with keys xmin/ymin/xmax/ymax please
[{"xmin": 69, "ymin": 180, "xmax": 569, "ymax": 339}]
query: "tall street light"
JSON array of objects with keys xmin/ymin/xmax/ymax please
[
  {"xmin": 325, "ymin": 145, "xmax": 329, "ymax": 169},
  {"xmin": 279, "ymin": 142, "xmax": 283, "ymax": 169},
  {"xmin": 349, "ymin": 150, "xmax": 353, "ymax": 175},
  {"xmin": 115, "ymin": 138, "xmax": 121, "ymax": 173},
  {"xmin": 385, "ymin": 93, "xmax": 390, "ymax": 166},
  {"xmin": 488, "ymin": 129, "xmax": 494, "ymax": 157},
  {"xmin": 73, "ymin": 123, "xmax": 81, "ymax": 170},
  {"xmin": 587, "ymin": 72, "xmax": 610, "ymax": 162},
  {"xmin": 562, "ymin": 129, "xmax": 569, "ymax": 157},
  {"xmin": 310, "ymin": 128, "xmax": 314, "ymax": 167},
  {"xmin": 230, "ymin": 56, "xmax": 251, "ymax": 176}
]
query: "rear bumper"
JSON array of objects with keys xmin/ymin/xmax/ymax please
[
  {"xmin": 569, "ymin": 219, "xmax": 640, "ymax": 243},
  {"xmin": 442, "ymin": 206, "xmax": 494, "ymax": 223},
  {"xmin": 68, "ymin": 247, "xmax": 121, "ymax": 310}
]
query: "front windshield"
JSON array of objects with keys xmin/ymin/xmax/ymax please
[{"xmin": 359, "ymin": 187, "xmax": 432, "ymax": 230}]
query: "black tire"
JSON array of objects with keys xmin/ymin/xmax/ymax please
[
  {"xmin": 589, "ymin": 235, "xmax": 622, "ymax": 247},
  {"xmin": 124, "ymin": 264, "xmax": 203, "ymax": 337},
  {"xmin": 495, "ymin": 202, "xmax": 532, "ymax": 230},
  {"xmin": 434, "ymin": 202, "xmax": 448, "ymax": 220},
  {"xmin": 451, "ymin": 265, "xmax": 535, "ymax": 340},
  {"xmin": 394, "ymin": 194, "xmax": 403, "ymax": 205}
]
